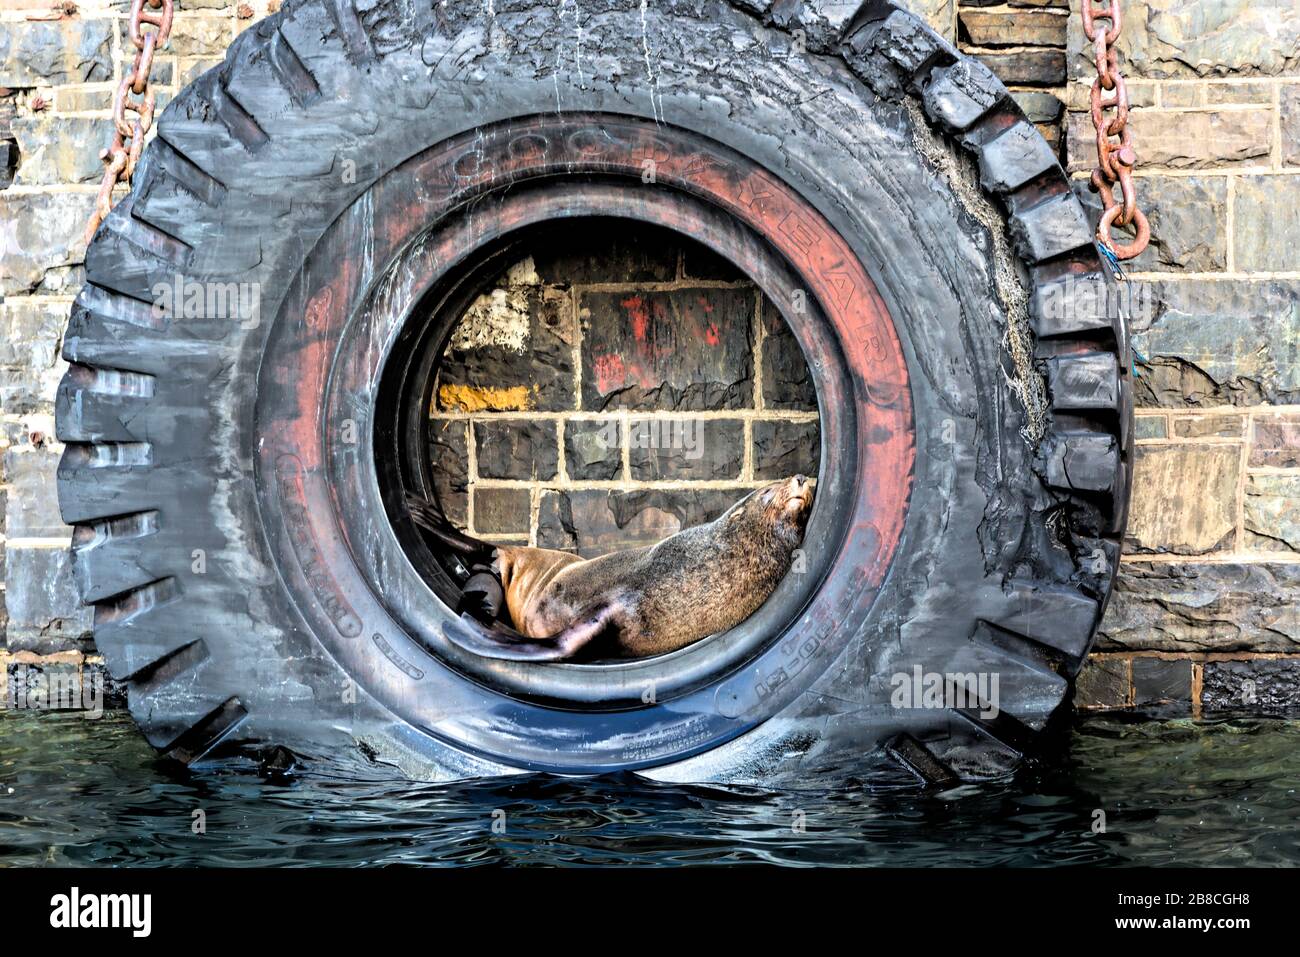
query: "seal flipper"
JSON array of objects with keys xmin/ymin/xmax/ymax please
[
  {"xmin": 458, "ymin": 568, "xmax": 504, "ymax": 622},
  {"xmin": 448, "ymin": 605, "xmax": 612, "ymax": 662},
  {"xmin": 405, "ymin": 494, "xmax": 495, "ymax": 565}
]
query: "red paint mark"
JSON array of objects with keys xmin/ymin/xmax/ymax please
[
  {"xmin": 593, "ymin": 352, "xmax": 626, "ymax": 394},
  {"xmin": 622, "ymin": 294, "xmax": 650, "ymax": 342},
  {"xmin": 703, "ymin": 322, "xmax": 720, "ymax": 346}
]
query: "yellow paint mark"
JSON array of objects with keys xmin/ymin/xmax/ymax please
[{"xmin": 436, "ymin": 384, "xmax": 533, "ymax": 412}]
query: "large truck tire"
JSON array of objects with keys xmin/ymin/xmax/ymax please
[{"xmin": 57, "ymin": 0, "xmax": 1132, "ymax": 786}]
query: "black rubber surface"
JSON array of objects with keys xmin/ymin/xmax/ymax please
[{"xmin": 57, "ymin": 0, "xmax": 1131, "ymax": 785}]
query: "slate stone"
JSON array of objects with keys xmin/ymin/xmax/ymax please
[
  {"xmin": 473, "ymin": 419, "xmax": 558, "ymax": 481},
  {"xmin": 0, "ymin": 192, "xmax": 95, "ymax": 296},
  {"xmin": 1170, "ymin": 414, "xmax": 1243, "ymax": 439},
  {"xmin": 1249, "ymin": 414, "xmax": 1300, "ymax": 468},
  {"xmin": 580, "ymin": 287, "xmax": 755, "ymax": 411},
  {"xmin": 531, "ymin": 220, "xmax": 678, "ymax": 285},
  {"xmin": 3, "ymin": 446, "xmax": 67, "ymax": 538},
  {"xmin": 1066, "ymin": 108, "xmax": 1271, "ymax": 171},
  {"xmin": 0, "ymin": 19, "xmax": 113, "ymax": 86},
  {"xmin": 1067, "ymin": 0, "xmax": 1300, "ymax": 80},
  {"xmin": 1234, "ymin": 176, "xmax": 1300, "ymax": 273},
  {"xmin": 4, "ymin": 545, "xmax": 92, "ymax": 654},
  {"xmin": 761, "ymin": 301, "xmax": 818, "ymax": 411},
  {"xmin": 1132, "ymin": 657, "xmax": 1193, "ymax": 706},
  {"xmin": 11, "ymin": 116, "xmax": 106, "ymax": 186},
  {"xmin": 1133, "ymin": 279, "xmax": 1300, "ymax": 407},
  {"xmin": 1073, "ymin": 656, "xmax": 1130, "ymax": 708},
  {"xmin": 0, "ymin": 298, "xmax": 68, "ymax": 416},
  {"xmin": 437, "ymin": 277, "xmax": 575, "ymax": 413},
  {"xmin": 753, "ymin": 419, "xmax": 820, "ymax": 480},
  {"xmin": 563, "ymin": 419, "xmax": 622, "ymax": 481},
  {"xmin": 1202, "ymin": 659, "xmax": 1300, "ymax": 714},
  {"xmin": 975, "ymin": 49, "xmax": 1064, "ymax": 86},
  {"xmin": 1121, "ymin": 176, "xmax": 1228, "ymax": 273},
  {"xmin": 629, "ymin": 418, "xmax": 743, "ymax": 481},
  {"xmin": 959, "ymin": 9, "xmax": 1066, "ymax": 47},
  {"xmin": 1099, "ymin": 562, "xmax": 1300, "ymax": 653},
  {"xmin": 1124, "ymin": 444, "xmax": 1238, "ymax": 554},
  {"xmin": 1283, "ymin": 85, "xmax": 1300, "ymax": 167},
  {"xmin": 426, "ymin": 419, "xmax": 469, "ymax": 527},
  {"xmin": 472, "ymin": 487, "xmax": 530, "ymax": 536},
  {"xmin": 1134, "ymin": 415, "xmax": 1167, "ymax": 440},
  {"xmin": 1243, "ymin": 474, "xmax": 1300, "ymax": 553}
]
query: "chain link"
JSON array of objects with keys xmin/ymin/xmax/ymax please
[
  {"xmin": 1081, "ymin": 0, "xmax": 1150, "ymax": 261},
  {"xmin": 83, "ymin": 0, "xmax": 174, "ymax": 247}
]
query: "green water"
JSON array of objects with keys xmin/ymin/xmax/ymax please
[{"xmin": 0, "ymin": 711, "xmax": 1296, "ymax": 866}]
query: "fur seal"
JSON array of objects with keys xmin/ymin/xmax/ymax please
[{"xmin": 408, "ymin": 475, "xmax": 814, "ymax": 661}]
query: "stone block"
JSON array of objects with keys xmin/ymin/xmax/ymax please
[
  {"xmin": 4, "ymin": 544, "xmax": 91, "ymax": 654},
  {"xmin": 580, "ymin": 288, "xmax": 755, "ymax": 411},
  {"xmin": 0, "ymin": 18, "xmax": 113, "ymax": 86},
  {"xmin": 1234, "ymin": 176, "xmax": 1300, "ymax": 273},
  {"xmin": 1132, "ymin": 657, "xmax": 1193, "ymax": 705},
  {"xmin": 471, "ymin": 487, "xmax": 530, "ymax": 536},
  {"xmin": 761, "ymin": 301, "xmax": 818, "ymax": 411},
  {"xmin": 1067, "ymin": 109, "xmax": 1272, "ymax": 171},
  {"xmin": 532, "ymin": 220, "xmax": 678, "ymax": 285},
  {"xmin": 1099, "ymin": 562, "xmax": 1300, "ymax": 653},
  {"xmin": 3, "ymin": 445, "xmax": 68, "ymax": 539},
  {"xmin": 752, "ymin": 419, "xmax": 820, "ymax": 481},
  {"xmin": 628, "ymin": 418, "xmax": 743, "ymax": 481},
  {"xmin": 1170, "ymin": 414, "xmax": 1243, "ymax": 439},
  {"xmin": 11, "ymin": 116, "xmax": 107, "ymax": 186},
  {"xmin": 975, "ymin": 49, "xmax": 1064, "ymax": 86},
  {"xmin": 473, "ymin": 420, "xmax": 558, "ymax": 481},
  {"xmin": 563, "ymin": 419, "xmax": 622, "ymax": 481},
  {"xmin": 1283, "ymin": 84, "xmax": 1300, "ymax": 167},
  {"xmin": 0, "ymin": 192, "xmax": 95, "ymax": 296},
  {"xmin": 1074, "ymin": 656, "xmax": 1130, "ymax": 708},
  {"xmin": 0, "ymin": 297, "xmax": 68, "ymax": 414},
  {"xmin": 437, "ymin": 266, "xmax": 575, "ymax": 413},
  {"xmin": 1124, "ymin": 444, "xmax": 1238, "ymax": 554},
  {"xmin": 1134, "ymin": 415, "xmax": 1167, "ymax": 440},
  {"xmin": 1208, "ymin": 81, "xmax": 1273, "ymax": 105},
  {"xmin": 1202, "ymin": 659, "xmax": 1300, "ymax": 713},
  {"xmin": 1124, "ymin": 175, "xmax": 1228, "ymax": 273},
  {"xmin": 1067, "ymin": 0, "xmax": 1300, "ymax": 80},
  {"xmin": 426, "ymin": 419, "xmax": 469, "ymax": 527},
  {"xmin": 1243, "ymin": 474, "xmax": 1300, "ymax": 552},
  {"xmin": 1133, "ymin": 279, "xmax": 1300, "ymax": 407},
  {"xmin": 1249, "ymin": 413, "xmax": 1300, "ymax": 468},
  {"xmin": 959, "ymin": 9, "xmax": 1066, "ymax": 47}
]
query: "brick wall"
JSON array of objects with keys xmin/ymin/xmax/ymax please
[
  {"xmin": 928, "ymin": 0, "xmax": 1300, "ymax": 714},
  {"xmin": 0, "ymin": 0, "xmax": 1297, "ymax": 718},
  {"xmin": 426, "ymin": 221, "xmax": 820, "ymax": 558}
]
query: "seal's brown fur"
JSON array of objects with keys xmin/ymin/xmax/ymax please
[{"xmin": 413, "ymin": 476, "xmax": 813, "ymax": 661}]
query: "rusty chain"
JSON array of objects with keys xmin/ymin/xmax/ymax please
[
  {"xmin": 1081, "ymin": 0, "xmax": 1150, "ymax": 262},
  {"xmin": 83, "ymin": 0, "xmax": 174, "ymax": 246}
]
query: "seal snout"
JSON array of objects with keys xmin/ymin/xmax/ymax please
[{"xmin": 784, "ymin": 474, "xmax": 813, "ymax": 514}]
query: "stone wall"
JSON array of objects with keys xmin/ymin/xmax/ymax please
[
  {"xmin": 426, "ymin": 221, "xmax": 819, "ymax": 558},
  {"xmin": 0, "ymin": 0, "xmax": 1297, "ymax": 719}
]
